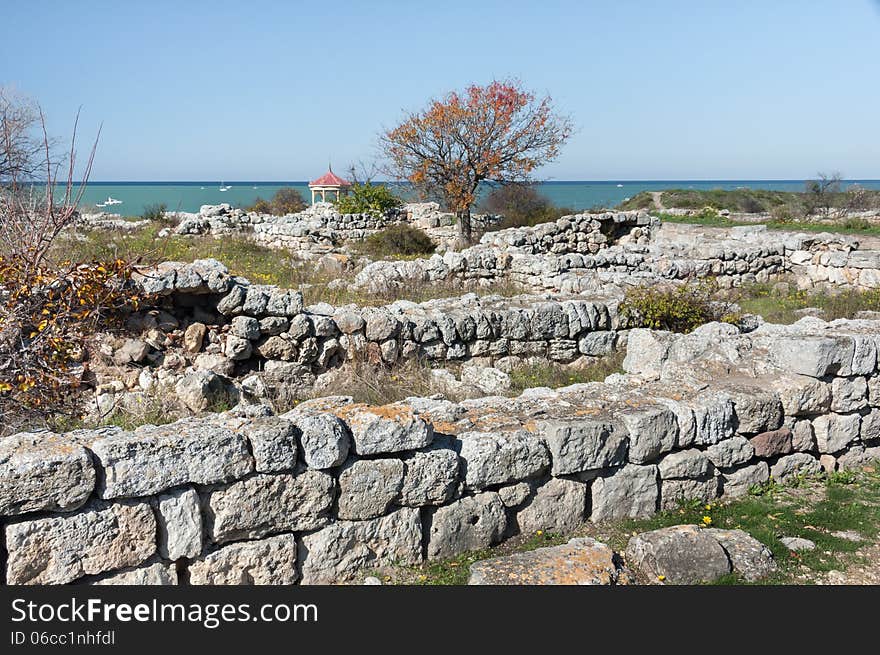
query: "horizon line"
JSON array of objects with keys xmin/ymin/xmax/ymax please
[{"xmin": 73, "ymin": 178, "xmax": 880, "ymax": 184}]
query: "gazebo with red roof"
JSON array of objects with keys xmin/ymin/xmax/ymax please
[{"xmin": 308, "ymin": 166, "xmax": 352, "ymax": 204}]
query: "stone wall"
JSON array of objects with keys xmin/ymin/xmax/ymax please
[
  {"xmin": 171, "ymin": 203, "xmax": 502, "ymax": 257},
  {"xmin": 106, "ymin": 258, "xmax": 625, "ymax": 412},
  {"xmin": 353, "ymin": 218, "xmax": 880, "ymax": 294},
  {"xmin": 2, "ymin": 317, "xmax": 878, "ymax": 585}
]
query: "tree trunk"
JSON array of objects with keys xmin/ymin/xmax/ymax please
[{"xmin": 457, "ymin": 207, "xmax": 473, "ymax": 244}]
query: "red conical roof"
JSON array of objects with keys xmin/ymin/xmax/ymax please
[{"xmin": 309, "ymin": 169, "xmax": 351, "ymax": 187}]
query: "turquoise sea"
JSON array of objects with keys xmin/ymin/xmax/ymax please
[{"xmin": 70, "ymin": 180, "xmax": 880, "ymax": 216}]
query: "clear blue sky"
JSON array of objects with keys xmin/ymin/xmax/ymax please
[{"xmin": 2, "ymin": 0, "xmax": 878, "ymax": 181}]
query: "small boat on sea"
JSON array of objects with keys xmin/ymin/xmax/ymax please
[
  {"xmin": 95, "ymin": 197, "xmax": 122, "ymax": 208},
  {"xmin": 616, "ymin": 184, "xmax": 624, "ymax": 187},
  {"xmin": 219, "ymin": 181, "xmax": 231, "ymax": 191}
]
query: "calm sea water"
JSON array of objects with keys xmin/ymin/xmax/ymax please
[{"xmin": 69, "ymin": 180, "xmax": 880, "ymax": 216}]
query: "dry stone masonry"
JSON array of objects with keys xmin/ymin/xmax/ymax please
[{"xmin": 2, "ymin": 316, "xmax": 878, "ymax": 585}]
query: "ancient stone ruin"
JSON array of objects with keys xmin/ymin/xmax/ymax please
[{"xmin": 3, "ymin": 207, "xmax": 879, "ymax": 585}]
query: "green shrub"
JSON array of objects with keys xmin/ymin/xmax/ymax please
[
  {"xmin": 141, "ymin": 202, "xmax": 167, "ymax": 222},
  {"xmin": 620, "ymin": 282, "xmax": 739, "ymax": 333},
  {"xmin": 336, "ymin": 182, "xmax": 403, "ymax": 218},
  {"xmin": 357, "ymin": 224, "xmax": 435, "ymax": 258},
  {"xmin": 248, "ymin": 197, "xmax": 272, "ymax": 213},
  {"xmin": 270, "ymin": 187, "xmax": 307, "ymax": 215}
]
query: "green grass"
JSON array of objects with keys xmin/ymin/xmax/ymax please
[
  {"xmin": 378, "ymin": 467, "xmax": 880, "ymax": 585},
  {"xmin": 610, "ymin": 469, "xmax": 880, "ymax": 583},
  {"xmin": 507, "ymin": 351, "xmax": 625, "ymax": 394},
  {"xmin": 731, "ymin": 283, "xmax": 880, "ymax": 323}
]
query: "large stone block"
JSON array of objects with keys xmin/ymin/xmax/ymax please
[
  {"xmin": 92, "ymin": 562, "xmax": 178, "ymax": 585},
  {"xmin": 299, "ymin": 507, "xmax": 422, "ymax": 584},
  {"xmin": 770, "ymin": 453, "xmax": 821, "ymax": 483},
  {"xmin": 721, "ymin": 461, "xmax": 769, "ymax": 497},
  {"xmin": 725, "ymin": 388, "xmax": 783, "ymax": 434},
  {"xmin": 156, "ymin": 487, "xmax": 202, "ymax": 560},
  {"xmin": 337, "ymin": 404, "xmax": 433, "ymax": 455},
  {"xmin": 830, "ymin": 377, "xmax": 869, "ymax": 413},
  {"xmin": 705, "ymin": 436, "xmax": 754, "ymax": 468},
  {"xmin": 516, "ymin": 478, "xmax": 588, "ymax": 535},
  {"xmin": 468, "ymin": 537, "xmax": 622, "ymax": 585},
  {"xmin": 769, "ymin": 335, "xmax": 854, "ymax": 378},
  {"xmin": 189, "ymin": 534, "xmax": 299, "ymax": 585},
  {"xmin": 626, "ymin": 525, "xmax": 730, "ymax": 584},
  {"xmin": 0, "ymin": 432, "xmax": 95, "ymax": 516},
  {"xmin": 399, "ymin": 445, "xmax": 459, "ymax": 506},
  {"xmin": 241, "ymin": 417, "xmax": 298, "ymax": 473},
  {"xmin": 661, "ymin": 476, "xmax": 720, "ymax": 510},
  {"xmin": 336, "ymin": 458, "xmax": 404, "ymax": 520},
  {"xmin": 618, "ymin": 404, "xmax": 678, "ymax": 464},
  {"xmin": 536, "ymin": 417, "xmax": 628, "ymax": 476},
  {"xmin": 813, "ymin": 413, "xmax": 861, "ymax": 454},
  {"xmin": 206, "ymin": 470, "xmax": 335, "ymax": 543},
  {"xmin": 89, "ymin": 420, "xmax": 253, "ymax": 499},
  {"xmin": 456, "ymin": 430, "xmax": 549, "ymax": 490},
  {"xmin": 427, "ymin": 493, "xmax": 507, "ymax": 560},
  {"xmin": 5, "ymin": 500, "xmax": 156, "ymax": 585},
  {"xmin": 764, "ymin": 375, "xmax": 832, "ymax": 416},
  {"xmin": 288, "ymin": 413, "xmax": 350, "ymax": 470},
  {"xmin": 590, "ymin": 464, "xmax": 659, "ymax": 522},
  {"xmin": 658, "ymin": 449, "xmax": 712, "ymax": 480}
]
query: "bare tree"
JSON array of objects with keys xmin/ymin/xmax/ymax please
[
  {"xmin": 804, "ymin": 171, "xmax": 842, "ymax": 218},
  {"xmin": 0, "ymin": 87, "xmax": 51, "ymax": 183}
]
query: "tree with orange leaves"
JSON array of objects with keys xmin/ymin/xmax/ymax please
[{"xmin": 381, "ymin": 80, "xmax": 573, "ymax": 243}]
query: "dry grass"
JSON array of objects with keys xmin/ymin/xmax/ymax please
[{"xmin": 507, "ymin": 351, "xmax": 625, "ymax": 394}]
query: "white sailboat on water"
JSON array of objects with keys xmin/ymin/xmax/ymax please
[{"xmin": 219, "ymin": 181, "xmax": 231, "ymax": 191}]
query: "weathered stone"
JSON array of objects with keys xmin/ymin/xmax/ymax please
[
  {"xmin": 399, "ymin": 445, "xmax": 459, "ymax": 506},
  {"xmin": 338, "ymin": 403, "xmax": 433, "ymax": 455},
  {"xmin": 780, "ymin": 536, "xmax": 816, "ymax": 552},
  {"xmin": 300, "ymin": 507, "xmax": 422, "ymax": 584},
  {"xmin": 257, "ymin": 335, "xmax": 298, "ymax": 361},
  {"xmin": 862, "ymin": 408, "xmax": 880, "ymax": 442},
  {"xmin": 456, "ymin": 430, "xmax": 549, "ymax": 490},
  {"xmin": 622, "ymin": 328, "xmax": 672, "ymax": 380},
  {"xmin": 590, "ymin": 464, "xmax": 659, "ymax": 521},
  {"xmin": 658, "ymin": 449, "xmax": 712, "ymax": 479},
  {"xmin": 578, "ymin": 331, "xmax": 616, "ymax": 356},
  {"xmin": 113, "ymin": 338, "xmax": 150, "ymax": 365},
  {"xmin": 174, "ymin": 370, "xmax": 230, "ymax": 412},
  {"xmin": 765, "ymin": 375, "xmax": 831, "ymax": 416},
  {"xmin": 156, "ymin": 487, "xmax": 202, "ymax": 560},
  {"xmin": 536, "ymin": 417, "xmax": 628, "ymax": 476},
  {"xmin": 92, "ymin": 562, "xmax": 178, "ymax": 585},
  {"xmin": 337, "ymin": 458, "xmax": 404, "ymax": 520},
  {"xmin": 90, "ymin": 421, "xmax": 252, "ymax": 499},
  {"xmin": 831, "ymin": 376, "xmax": 869, "ymax": 412},
  {"xmin": 0, "ymin": 432, "xmax": 95, "ymax": 516},
  {"xmin": 769, "ymin": 335, "xmax": 854, "ymax": 378},
  {"xmin": 706, "ymin": 436, "xmax": 755, "ymax": 468},
  {"xmin": 224, "ymin": 334, "xmax": 252, "ymax": 360},
  {"xmin": 183, "ymin": 322, "xmax": 207, "ymax": 353},
  {"xmin": 189, "ymin": 534, "xmax": 299, "ymax": 585},
  {"xmin": 242, "ymin": 287, "xmax": 269, "ymax": 316},
  {"xmin": 461, "ymin": 365, "xmax": 511, "ymax": 395},
  {"xmin": 206, "ymin": 470, "xmax": 335, "ymax": 543},
  {"xmin": 259, "ymin": 316, "xmax": 290, "ymax": 336},
  {"xmin": 216, "ymin": 284, "xmax": 246, "ymax": 315},
  {"xmin": 5, "ymin": 500, "xmax": 156, "ymax": 585},
  {"xmin": 626, "ymin": 524, "xmax": 731, "ymax": 584},
  {"xmin": 516, "ymin": 478, "xmax": 587, "ymax": 534},
  {"xmin": 661, "ymin": 475, "xmax": 720, "ymax": 510},
  {"xmin": 468, "ymin": 537, "xmax": 622, "ymax": 585},
  {"xmin": 770, "ymin": 453, "xmax": 821, "ymax": 482},
  {"xmin": 813, "ymin": 413, "xmax": 861, "ymax": 453},
  {"xmin": 265, "ymin": 289, "xmax": 303, "ymax": 317},
  {"xmin": 703, "ymin": 528, "xmax": 777, "ymax": 582},
  {"xmin": 231, "ymin": 315, "xmax": 261, "ymax": 340},
  {"xmin": 498, "ymin": 482, "xmax": 531, "ymax": 508},
  {"xmin": 289, "ymin": 413, "xmax": 350, "ymax": 469},
  {"xmin": 618, "ymin": 404, "xmax": 678, "ymax": 464},
  {"xmin": 242, "ymin": 417, "xmax": 298, "ymax": 473},
  {"xmin": 790, "ymin": 419, "xmax": 816, "ymax": 452},
  {"xmin": 726, "ymin": 388, "xmax": 783, "ymax": 434},
  {"xmin": 689, "ymin": 392, "xmax": 736, "ymax": 445},
  {"xmin": 427, "ymin": 492, "xmax": 507, "ymax": 560},
  {"xmin": 721, "ymin": 461, "xmax": 770, "ymax": 497},
  {"xmin": 750, "ymin": 427, "xmax": 793, "ymax": 458}
]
